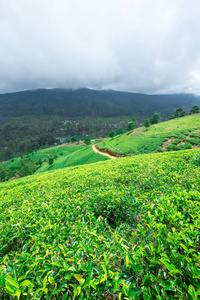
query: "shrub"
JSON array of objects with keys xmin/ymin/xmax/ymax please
[
  {"xmin": 189, "ymin": 132, "xmax": 200, "ymax": 138},
  {"xmin": 48, "ymin": 157, "xmax": 54, "ymax": 166},
  {"xmin": 186, "ymin": 138, "xmax": 199, "ymax": 145},
  {"xmin": 179, "ymin": 143, "xmax": 192, "ymax": 150},
  {"xmin": 169, "ymin": 114, "xmax": 176, "ymax": 120},
  {"xmin": 172, "ymin": 139, "xmax": 182, "ymax": 145},
  {"xmin": 167, "ymin": 144, "xmax": 179, "ymax": 151}
]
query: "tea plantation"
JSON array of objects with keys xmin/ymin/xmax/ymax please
[
  {"xmin": 97, "ymin": 114, "xmax": 200, "ymax": 155},
  {"xmin": 0, "ymin": 149, "xmax": 200, "ymax": 299}
]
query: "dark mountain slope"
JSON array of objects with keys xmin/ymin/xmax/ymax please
[{"xmin": 0, "ymin": 88, "xmax": 199, "ymax": 118}]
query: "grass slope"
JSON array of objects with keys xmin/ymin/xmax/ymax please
[
  {"xmin": 36, "ymin": 145, "xmax": 110, "ymax": 173},
  {"xmin": 97, "ymin": 135, "xmax": 164, "ymax": 155},
  {"xmin": 3, "ymin": 145, "xmax": 83, "ymax": 168},
  {"xmin": 0, "ymin": 149, "xmax": 200, "ymax": 299},
  {"xmin": 1, "ymin": 144, "xmax": 109, "ymax": 180},
  {"xmin": 131, "ymin": 113, "xmax": 200, "ymax": 137},
  {"xmin": 97, "ymin": 114, "xmax": 200, "ymax": 155}
]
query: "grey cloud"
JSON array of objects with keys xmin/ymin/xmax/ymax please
[{"xmin": 0, "ymin": 0, "xmax": 200, "ymax": 94}]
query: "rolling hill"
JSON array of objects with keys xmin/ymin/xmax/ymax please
[
  {"xmin": 1, "ymin": 113, "xmax": 199, "ymax": 182},
  {"xmin": 96, "ymin": 113, "xmax": 200, "ymax": 156},
  {"xmin": 0, "ymin": 144, "xmax": 109, "ymax": 181}
]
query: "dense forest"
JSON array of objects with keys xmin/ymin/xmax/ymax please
[{"xmin": 1, "ymin": 88, "xmax": 199, "ymax": 117}]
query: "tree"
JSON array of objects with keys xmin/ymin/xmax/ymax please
[
  {"xmin": 174, "ymin": 107, "xmax": 184, "ymax": 118},
  {"xmin": 127, "ymin": 121, "xmax": 135, "ymax": 131},
  {"xmin": 179, "ymin": 110, "xmax": 186, "ymax": 117},
  {"xmin": 150, "ymin": 113, "xmax": 159, "ymax": 124},
  {"xmin": 66, "ymin": 138, "xmax": 70, "ymax": 144},
  {"xmin": 109, "ymin": 131, "xmax": 115, "ymax": 138},
  {"xmin": 190, "ymin": 105, "xmax": 199, "ymax": 114},
  {"xmin": 48, "ymin": 157, "xmax": 54, "ymax": 166},
  {"xmin": 116, "ymin": 126, "xmax": 123, "ymax": 135},
  {"xmin": 84, "ymin": 137, "xmax": 91, "ymax": 145},
  {"xmin": 144, "ymin": 119, "xmax": 150, "ymax": 129},
  {"xmin": 71, "ymin": 135, "xmax": 77, "ymax": 143}
]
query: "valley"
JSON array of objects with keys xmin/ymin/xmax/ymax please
[{"xmin": 0, "ymin": 93, "xmax": 200, "ymax": 299}]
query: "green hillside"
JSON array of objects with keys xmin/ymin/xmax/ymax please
[
  {"xmin": 0, "ymin": 149, "xmax": 200, "ymax": 299},
  {"xmin": 35, "ymin": 145, "xmax": 109, "ymax": 174},
  {"xmin": 130, "ymin": 113, "xmax": 200, "ymax": 138},
  {"xmin": 97, "ymin": 114, "xmax": 200, "ymax": 155},
  {"xmin": 0, "ymin": 144, "xmax": 109, "ymax": 181}
]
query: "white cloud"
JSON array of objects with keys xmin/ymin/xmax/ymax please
[{"xmin": 0, "ymin": 0, "xmax": 200, "ymax": 94}]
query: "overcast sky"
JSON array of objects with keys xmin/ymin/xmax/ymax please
[{"xmin": 1, "ymin": 0, "xmax": 200, "ymax": 94}]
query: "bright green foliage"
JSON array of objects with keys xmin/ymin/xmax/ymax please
[
  {"xmin": 0, "ymin": 145, "xmax": 109, "ymax": 181},
  {"xmin": 36, "ymin": 146, "xmax": 109, "ymax": 173},
  {"xmin": 97, "ymin": 115, "xmax": 200, "ymax": 156},
  {"xmin": 130, "ymin": 114, "xmax": 200, "ymax": 138},
  {"xmin": 1, "ymin": 149, "xmax": 200, "ymax": 299},
  {"xmin": 97, "ymin": 135, "xmax": 164, "ymax": 155}
]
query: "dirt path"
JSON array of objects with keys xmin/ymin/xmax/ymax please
[{"xmin": 92, "ymin": 144, "xmax": 116, "ymax": 159}]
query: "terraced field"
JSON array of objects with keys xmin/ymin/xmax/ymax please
[{"xmin": 0, "ymin": 149, "xmax": 200, "ymax": 299}]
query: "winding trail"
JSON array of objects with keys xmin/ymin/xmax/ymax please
[{"xmin": 92, "ymin": 144, "xmax": 116, "ymax": 159}]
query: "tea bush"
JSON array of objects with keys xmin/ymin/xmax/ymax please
[{"xmin": 0, "ymin": 149, "xmax": 200, "ymax": 299}]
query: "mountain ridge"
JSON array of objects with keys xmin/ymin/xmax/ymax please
[{"xmin": 0, "ymin": 88, "xmax": 199, "ymax": 118}]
